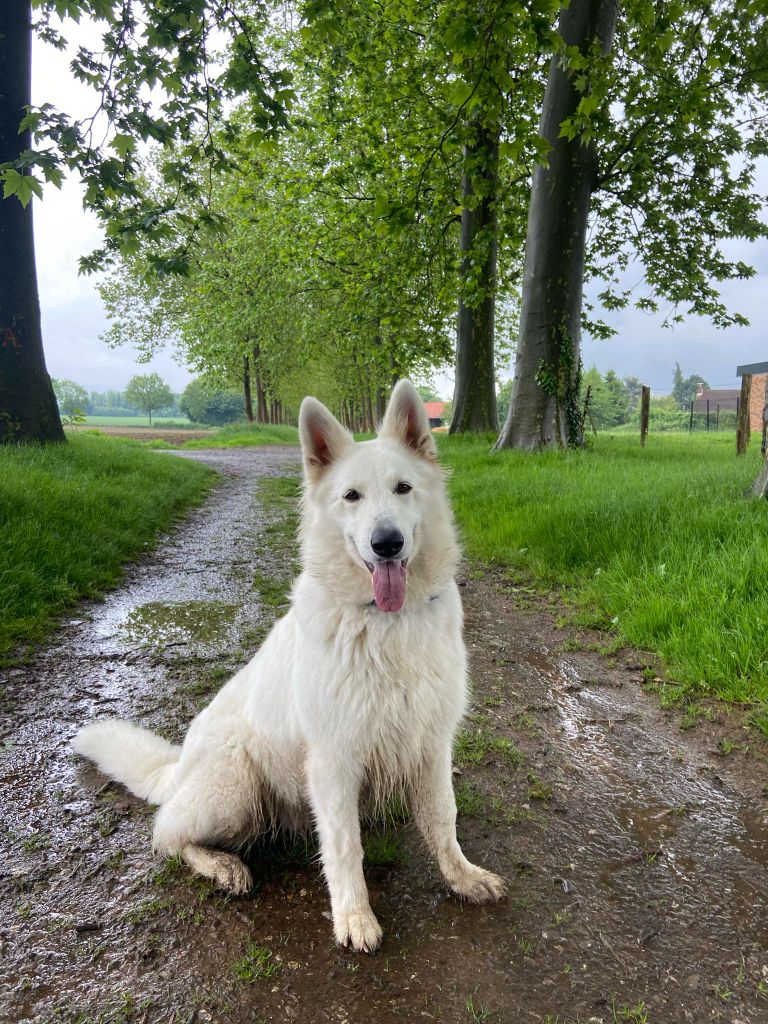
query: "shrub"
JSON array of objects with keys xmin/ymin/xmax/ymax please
[{"xmin": 179, "ymin": 379, "xmax": 245, "ymax": 426}]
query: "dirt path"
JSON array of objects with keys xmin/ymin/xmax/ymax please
[{"xmin": 2, "ymin": 448, "xmax": 767, "ymax": 1024}]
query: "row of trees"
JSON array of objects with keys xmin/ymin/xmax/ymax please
[
  {"xmin": 581, "ymin": 368, "xmax": 641, "ymax": 428},
  {"xmin": 53, "ymin": 373, "xmax": 177, "ymax": 424},
  {"xmin": 582, "ymin": 364, "xmax": 717, "ymax": 429},
  {"xmin": 52, "ymin": 374, "xmax": 248, "ymax": 426},
  {"xmin": 52, "ymin": 378, "xmax": 178, "ymax": 418},
  {"xmin": 2, "ymin": 1, "xmax": 767, "ymax": 449}
]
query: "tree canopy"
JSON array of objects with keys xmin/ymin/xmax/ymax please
[
  {"xmin": 124, "ymin": 372, "xmax": 174, "ymax": 424},
  {"xmin": 672, "ymin": 363, "xmax": 710, "ymax": 410},
  {"xmin": 7, "ymin": 0, "xmax": 291, "ymax": 272},
  {"xmin": 3, "ymin": 0, "xmax": 767, "ymax": 445},
  {"xmin": 51, "ymin": 377, "xmax": 89, "ymax": 415}
]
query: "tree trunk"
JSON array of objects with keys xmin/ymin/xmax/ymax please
[
  {"xmin": 751, "ymin": 458, "xmax": 768, "ymax": 498},
  {"xmin": 450, "ymin": 121, "xmax": 499, "ymax": 434},
  {"xmin": 495, "ymin": 0, "xmax": 619, "ymax": 451},
  {"xmin": 253, "ymin": 345, "xmax": 268, "ymax": 424},
  {"xmin": 365, "ymin": 386, "xmax": 374, "ymax": 433},
  {"xmin": 0, "ymin": 1, "xmax": 64, "ymax": 444},
  {"xmin": 243, "ymin": 353, "xmax": 254, "ymax": 422},
  {"xmin": 736, "ymin": 373, "xmax": 752, "ymax": 455}
]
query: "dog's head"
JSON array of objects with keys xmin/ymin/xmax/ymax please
[{"xmin": 298, "ymin": 380, "xmax": 457, "ymax": 612}]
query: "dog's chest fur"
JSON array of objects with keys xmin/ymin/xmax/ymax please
[{"xmin": 291, "ymin": 588, "xmax": 466, "ymax": 796}]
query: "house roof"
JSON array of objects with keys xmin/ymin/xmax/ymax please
[
  {"xmin": 425, "ymin": 401, "xmax": 446, "ymax": 418},
  {"xmin": 692, "ymin": 388, "xmax": 740, "ymax": 412}
]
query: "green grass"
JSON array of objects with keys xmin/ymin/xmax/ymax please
[
  {"xmin": 455, "ymin": 725, "xmax": 525, "ymax": 769},
  {"xmin": 232, "ymin": 943, "xmax": 279, "ymax": 982},
  {"xmin": 363, "ymin": 832, "xmax": 407, "ymax": 866},
  {"xmin": 0, "ymin": 434, "xmax": 215, "ymax": 657},
  {"xmin": 180, "ymin": 422, "xmax": 299, "ymax": 449},
  {"xmin": 440, "ymin": 432, "xmax": 768, "ymax": 705}
]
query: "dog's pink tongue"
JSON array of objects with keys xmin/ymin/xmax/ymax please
[{"xmin": 372, "ymin": 561, "xmax": 407, "ymax": 612}]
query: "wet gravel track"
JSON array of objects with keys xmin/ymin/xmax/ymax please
[{"xmin": 1, "ymin": 446, "xmax": 767, "ymax": 1023}]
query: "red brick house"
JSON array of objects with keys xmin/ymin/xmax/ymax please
[
  {"xmin": 424, "ymin": 401, "xmax": 447, "ymax": 428},
  {"xmin": 693, "ymin": 371, "xmax": 768, "ymax": 432},
  {"xmin": 736, "ymin": 364, "xmax": 768, "ymax": 433},
  {"xmin": 692, "ymin": 386, "xmax": 739, "ymax": 414}
]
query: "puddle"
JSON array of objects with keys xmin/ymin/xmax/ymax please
[
  {"xmin": 118, "ymin": 600, "xmax": 237, "ymax": 648},
  {"xmin": 617, "ymin": 801, "xmax": 686, "ymax": 850}
]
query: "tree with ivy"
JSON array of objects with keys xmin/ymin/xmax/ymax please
[
  {"xmin": 496, "ymin": 0, "xmax": 768, "ymax": 450},
  {"xmin": 0, "ymin": 0, "xmax": 288, "ymax": 444}
]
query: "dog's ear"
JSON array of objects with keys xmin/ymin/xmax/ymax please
[
  {"xmin": 380, "ymin": 379, "xmax": 437, "ymax": 461},
  {"xmin": 299, "ymin": 397, "xmax": 354, "ymax": 483}
]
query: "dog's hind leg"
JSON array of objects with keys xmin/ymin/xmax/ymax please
[
  {"xmin": 180, "ymin": 843, "xmax": 252, "ymax": 894},
  {"xmin": 414, "ymin": 744, "xmax": 507, "ymax": 902},
  {"xmin": 151, "ymin": 744, "xmax": 259, "ymax": 895}
]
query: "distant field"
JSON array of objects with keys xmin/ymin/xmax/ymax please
[
  {"xmin": 440, "ymin": 431, "xmax": 768, "ymax": 712},
  {"xmin": 84, "ymin": 415, "xmax": 194, "ymax": 427},
  {"xmin": 77, "ymin": 420, "xmax": 301, "ymax": 448}
]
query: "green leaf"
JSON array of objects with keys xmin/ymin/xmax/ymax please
[
  {"xmin": 2, "ymin": 169, "xmax": 42, "ymax": 206},
  {"xmin": 111, "ymin": 133, "xmax": 135, "ymax": 158}
]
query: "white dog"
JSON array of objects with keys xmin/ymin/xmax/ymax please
[{"xmin": 73, "ymin": 380, "xmax": 505, "ymax": 952}]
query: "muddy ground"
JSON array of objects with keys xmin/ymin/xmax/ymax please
[{"xmin": 1, "ymin": 447, "xmax": 767, "ymax": 1024}]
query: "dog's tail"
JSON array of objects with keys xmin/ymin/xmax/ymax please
[{"xmin": 72, "ymin": 719, "xmax": 181, "ymax": 805}]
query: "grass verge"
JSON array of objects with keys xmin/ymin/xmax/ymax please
[
  {"xmin": 440, "ymin": 431, "xmax": 768, "ymax": 705},
  {"xmin": 175, "ymin": 422, "xmax": 299, "ymax": 449},
  {"xmin": 0, "ymin": 434, "xmax": 215, "ymax": 657}
]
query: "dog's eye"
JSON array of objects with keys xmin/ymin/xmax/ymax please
[
  {"xmin": 343, "ymin": 489, "xmax": 361, "ymax": 502},
  {"xmin": 395, "ymin": 482, "xmax": 412, "ymax": 495}
]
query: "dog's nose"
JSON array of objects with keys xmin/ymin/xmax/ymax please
[{"xmin": 371, "ymin": 525, "xmax": 404, "ymax": 559}]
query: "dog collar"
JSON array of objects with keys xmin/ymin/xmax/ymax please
[{"xmin": 366, "ymin": 593, "xmax": 441, "ymax": 609}]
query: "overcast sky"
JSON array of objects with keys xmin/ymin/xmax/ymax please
[
  {"xmin": 32, "ymin": 22, "xmax": 191, "ymax": 393},
  {"xmin": 32, "ymin": 22, "xmax": 767, "ymax": 399}
]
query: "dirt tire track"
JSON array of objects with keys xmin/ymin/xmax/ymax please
[{"xmin": 1, "ymin": 448, "xmax": 767, "ymax": 1023}]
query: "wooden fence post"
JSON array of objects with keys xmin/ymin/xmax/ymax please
[
  {"xmin": 706, "ymin": 399, "xmax": 710, "ymax": 430},
  {"xmin": 736, "ymin": 373, "xmax": 752, "ymax": 455},
  {"xmin": 640, "ymin": 385, "xmax": 650, "ymax": 446},
  {"xmin": 581, "ymin": 385, "xmax": 597, "ymax": 435},
  {"xmin": 689, "ymin": 401, "xmax": 694, "ymax": 432}
]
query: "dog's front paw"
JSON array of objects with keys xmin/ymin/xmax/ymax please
[
  {"xmin": 334, "ymin": 908, "xmax": 383, "ymax": 953},
  {"xmin": 450, "ymin": 864, "xmax": 507, "ymax": 903}
]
